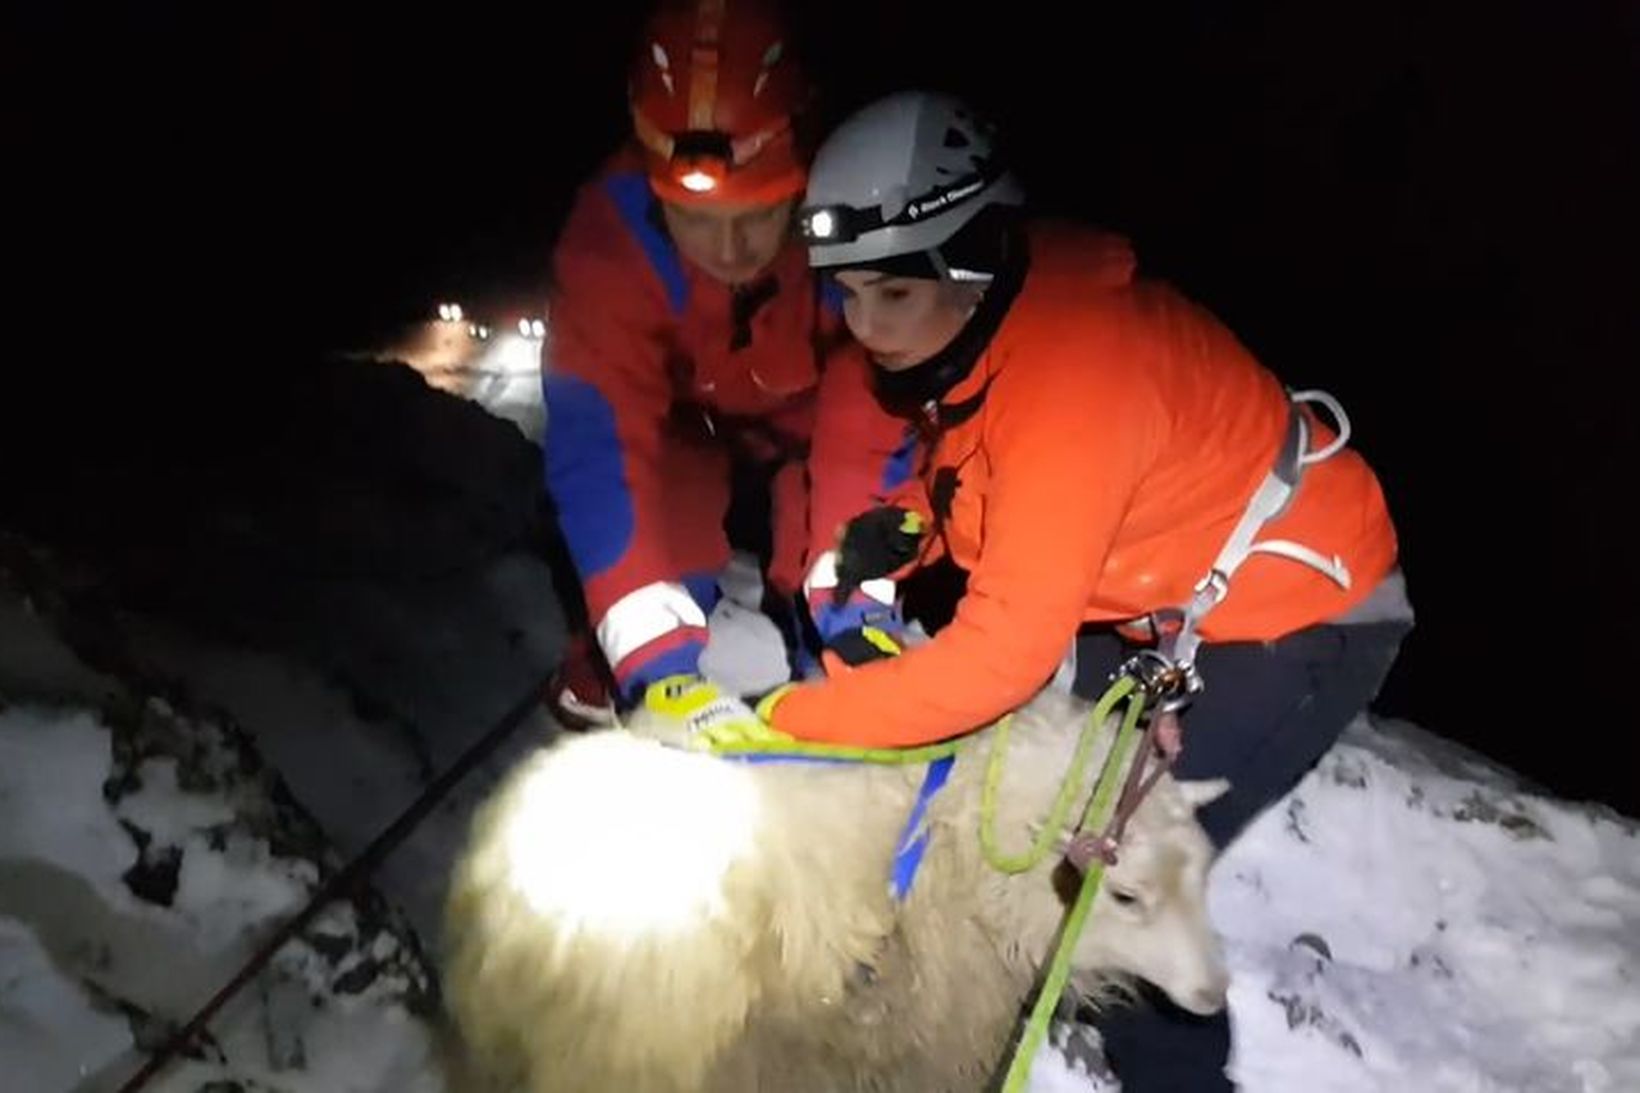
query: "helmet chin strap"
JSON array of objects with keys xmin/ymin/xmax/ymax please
[{"xmin": 928, "ymin": 246, "xmax": 993, "ymax": 286}]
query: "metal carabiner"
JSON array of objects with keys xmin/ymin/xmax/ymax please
[{"xmin": 1114, "ymin": 649, "xmax": 1203, "ymax": 713}]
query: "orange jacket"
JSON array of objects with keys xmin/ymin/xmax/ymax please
[{"xmin": 771, "ymin": 221, "xmax": 1400, "ymax": 746}]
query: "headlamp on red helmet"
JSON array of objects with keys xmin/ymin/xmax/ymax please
[
  {"xmin": 665, "ymin": 130, "xmax": 734, "ymax": 194},
  {"xmin": 628, "ymin": 0, "xmax": 809, "ymax": 206}
]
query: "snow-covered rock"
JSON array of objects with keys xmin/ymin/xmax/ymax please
[{"xmin": 0, "ymin": 570, "xmax": 444, "ymax": 1093}]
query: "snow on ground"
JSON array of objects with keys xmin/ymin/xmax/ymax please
[
  {"xmin": 1209, "ymin": 715, "xmax": 1640, "ymax": 1093},
  {"xmin": 0, "ymin": 589, "xmax": 443, "ymax": 1093}
]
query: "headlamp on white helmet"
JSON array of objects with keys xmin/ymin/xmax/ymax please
[{"xmin": 799, "ymin": 90, "xmax": 1023, "ymax": 282}]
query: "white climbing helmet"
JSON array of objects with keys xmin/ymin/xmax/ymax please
[{"xmin": 798, "ymin": 89, "xmax": 1024, "ymax": 281}]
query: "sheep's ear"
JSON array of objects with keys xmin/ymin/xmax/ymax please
[{"xmin": 1177, "ymin": 778, "xmax": 1231, "ymax": 811}]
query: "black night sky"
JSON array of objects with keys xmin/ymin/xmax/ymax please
[{"xmin": 9, "ymin": 1, "xmax": 1638, "ymax": 810}]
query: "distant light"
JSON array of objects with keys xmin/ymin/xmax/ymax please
[
  {"xmin": 517, "ymin": 318, "xmax": 532, "ymax": 338},
  {"xmin": 806, "ymin": 209, "xmax": 836, "ymax": 239},
  {"xmin": 530, "ymin": 318, "xmax": 546, "ymax": 339},
  {"xmin": 438, "ymin": 303, "xmax": 453, "ymax": 321},
  {"xmin": 495, "ymin": 332, "xmax": 543, "ymax": 374},
  {"xmin": 477, "ymin": 324, "xmax": 491, "ymax": 340},
  {"xmin": 679, "ymin": 170, "xmax": 717, "ymax": 193},
  {"xmin": 449, "ymin": 302, "xmax": 464, "ymax": 322}
]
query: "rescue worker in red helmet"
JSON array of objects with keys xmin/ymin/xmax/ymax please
[
  {"xmin": 645, "ymin": 89, "xmax": 1416, "ymax": 1090},
  {"xmin": 541, "ymin": 0, "xmax": 910, "ymax": 723}
]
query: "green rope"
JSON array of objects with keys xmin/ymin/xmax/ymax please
[
  {"xmin": 978, "ymin": 674, "xmax": 1140, "ymax": 873},
  {"xmin": 998, "ymin": 688, "xmax": 1149, "ymax": 1093}
]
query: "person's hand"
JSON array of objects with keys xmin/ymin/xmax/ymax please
[
  {"xmin": 805, "ymin": 506, "xmax": 923, "ymax": 670},
  {"xmin": 821, "ymin": 624, "xmax": 904, "ymax": 675},
  {"xmin": 833, "ymin": 506, "xmax": 925, "ymax": 604},
  {"xmin": 638, "ymin": 674, "xmax": 795, "ymax": 751}
]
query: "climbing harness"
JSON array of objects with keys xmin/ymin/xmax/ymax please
[{"xmin": 1127, "ymin": 388, "xmax": 1357, "ymax": 712}]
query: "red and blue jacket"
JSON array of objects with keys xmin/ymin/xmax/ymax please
[{"xmin": 543, "ymin": 147, "xmax": 914, "ymax": 700}]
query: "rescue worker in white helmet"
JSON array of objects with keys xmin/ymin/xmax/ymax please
[{"xmin": 644, "ymin": 88, "xmax": 1415, "ymax": 1092}]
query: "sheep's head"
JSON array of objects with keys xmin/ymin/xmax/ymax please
[{"xmin": 1068, "ymin": 776, "xmax": 1231, "ymax": 1015}]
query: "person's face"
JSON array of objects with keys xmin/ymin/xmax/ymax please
[
  {"xmin": 660, "ymin": 199, "xmax": 795, "ymax": 285},
  {"xmin": 830, "ymin": 270, "xmax": 983, "ymax": 370}
]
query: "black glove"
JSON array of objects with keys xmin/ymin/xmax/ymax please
[{"xmin": 833, "ymin": 506, "xmax": 926, "ymax": 606}]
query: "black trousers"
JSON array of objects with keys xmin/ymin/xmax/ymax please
[{"xmin": 1071, "ymin": 618, "xmax": 1412, "ymax": 1091}]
